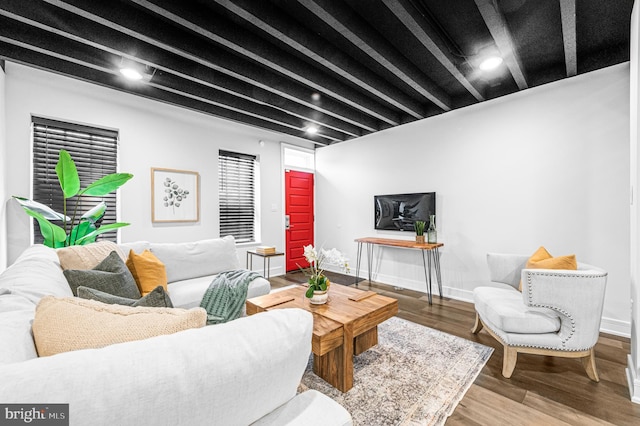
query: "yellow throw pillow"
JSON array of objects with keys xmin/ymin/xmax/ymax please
[
  {"xmin": 57, "ymin": 241, "xmax": 127, "ymax": 270},
  {"xmin": 126, "ymin": 249, "xmax": 168, "ymax": 296},
  {"xmin": 519, "ymin": 246, "xmax": 577, "ymax": 291},
  {"xmin": 32, "ymin": 296, "xmax": 206, "ymax": 357}
]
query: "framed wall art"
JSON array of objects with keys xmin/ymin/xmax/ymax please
[{"xmin": 151, "ymin": 168, "xmax": 200, "ymax": 223}]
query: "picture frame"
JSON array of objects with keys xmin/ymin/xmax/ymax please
[{"xmin": 151, "ymin": 168, "xmax": 200, "ymax": 223}]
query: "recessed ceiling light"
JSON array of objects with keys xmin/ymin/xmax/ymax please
[
  {"xmin": 479, "ymin": 56, "xmax": 503, "ymax": 71},
  {"xmin": 119, "ymin": 67, "xmax": 144, "ymax": 81},
  {"xmin": 306, "ymin": 125, "xmax": 319, "ymax": 134}
]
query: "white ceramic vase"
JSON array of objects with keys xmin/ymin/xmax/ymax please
[{"xmin": 309, "ymin": 290, "xmax": 328, "ymax": 304}]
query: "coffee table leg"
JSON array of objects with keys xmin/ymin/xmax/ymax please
[
  {"xmin": 354, "ymin": 326, "xmax": 378, "ymax": 355},
  {"xmin": 312, "ymin": 324, "xmax": 354, "ymax": 393}
]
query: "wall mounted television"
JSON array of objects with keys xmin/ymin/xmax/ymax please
[{"xmin": 374, "ymin": 192, "xmax": 436, "ymax": 231}]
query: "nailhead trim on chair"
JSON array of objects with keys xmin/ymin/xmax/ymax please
[{"xmin": 524, "ymin": 271, "xmax": 606, "ymax": 352}]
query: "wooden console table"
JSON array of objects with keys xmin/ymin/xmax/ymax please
[{"xmin": 354, "ymin": 237, "xmax": 443, "ymax": 305}]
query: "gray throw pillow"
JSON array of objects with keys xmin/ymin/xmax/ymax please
[
  {"xmin": 64, "ymin": 251, "xmax": 141, "ymax": 299},
  {"xmin": 77, "ymin": 285, "xmax": 174, "ymax": 308}
]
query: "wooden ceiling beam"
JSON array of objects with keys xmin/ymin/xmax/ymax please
[
  {"xmin": 0, "ymin": 27, "xmax": 340, "ymax": 144},
  {"xmin": 42, "ymin": 0, "xmax": 381, "ymax": 134},
  {"xmin": 559, "ymin": 0, "xmax": 577, "ymax": 77},
  {"xmin": 0, "ymin": 3, "xmax": 363, "ymax": 138},
  {"xmin": 127, "ymin": 0, "xmax": 402, "ymax": 126},
  {"xmin": 473, "ymin": 0, "xmax": 528, "ymax": 90},
  {"xmin": 381, "ymin": 0, "xmax": 484, "ymax": 102},
  {"xmin": 213, "ymin": 0, "xmax": 426, "ymax": 120},
  {"xmin": 296, "ymin": 0, "xmax": 451, "ymax": 112}
]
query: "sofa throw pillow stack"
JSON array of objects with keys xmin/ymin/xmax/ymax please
[
  {"xmin": 63, "ymin": 251, "xmax": 142, "ymax": 299},
  {"xmin": 32, "ymin": 296, "xmax": 206, "ymax": 356},
  {"xmin": 62, "ymin": 249, "xmax": 172, "ymax": 308},
  {"xmin": 519, "ymin": 246, "xmax": 577, "ymax": 291}
]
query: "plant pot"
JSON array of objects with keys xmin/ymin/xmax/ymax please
[
  {"xmin": 309, "ymin": 290, "xmax": 329, "ymax": 305},
  {"xmin": 416, "ymin": 235, "xmax": 425, "ymax": 244}
]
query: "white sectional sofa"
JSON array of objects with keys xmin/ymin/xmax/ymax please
[{"xmin": 0, "ymin": 241, "xmax": 352, "ymax": 426}]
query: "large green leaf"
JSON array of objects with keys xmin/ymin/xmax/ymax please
[
  {"xmin": 67, "ymin": 221, "xmax": 96, "ymax": 246},
  {"xmin": 12, "ymin": 196, "xmax": 70, "ymax": 221},
  {"xmin": 74, "ymin": 222, "xmax": 130, "ymax": 245},
  {"xmin": 80, "ymin": 173, "xmax": 133, "ymax": 196},
  {"xmin": 55, "ymin": 150, "xmax": 80, "ymax": 199},
  {"xmin": 80, "ymin": 202, "xmax": 107, "ymax": 222},
  {"xmin": 22, "ymin": 208, "xmax": 67, "ymax": 247}
]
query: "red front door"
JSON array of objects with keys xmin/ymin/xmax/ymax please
[{"xmin": 285, "ymin": 170, "xmax": 314, "ymax": 272}]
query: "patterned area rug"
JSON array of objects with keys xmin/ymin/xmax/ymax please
[{"xmin": 299, "ymin": 316, "xmax": 493, "ymax": 426}]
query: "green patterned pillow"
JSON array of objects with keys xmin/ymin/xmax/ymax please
[
  {"xmin": 77, "ymin": 285, "xmax": 173, "ymax": 308},
  {"xmin": 63, "ymin": 251, "xmax": 141, "ymax": 299}
]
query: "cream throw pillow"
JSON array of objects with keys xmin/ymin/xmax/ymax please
[
  {"xmin": 32, "ymin": 296, "xmax": 206, "ymax": 357},
  {"xmin": 57, "ymin": 241, "xmax": 127, "ymax": 270}
]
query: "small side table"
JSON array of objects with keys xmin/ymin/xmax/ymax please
[{"xmin": 246, "ymin": 250, "xmax": 284, "ymax": 279}]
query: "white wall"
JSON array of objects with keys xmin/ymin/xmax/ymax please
[
  {"xmin": 0, "ymin": 63, "xmax": 7, "ymax": 271},
  {"xmin": 3, "ymin": 62, "xmax": 312, "ymax": 273},
  {"xmin": 316, "ymin": 63, "xmax": 631, "ymax": 336},
  {"xmin": 627, "ymin": 0, "xmax": 640, "ymax": 404}
]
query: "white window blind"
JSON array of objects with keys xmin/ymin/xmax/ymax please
[
  {"xmin": 218, "ymin": 150, "xmax": 256, "ymax": 243},
  {"xmin": 32, "ymin": 116, "xmax": 119, "ymax": 244}
]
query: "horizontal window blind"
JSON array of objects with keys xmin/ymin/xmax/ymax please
[
  {"xmin": 32, "ymin": 116, "xmax": 119, "ymax": 244},
  {"xmin": 219, "ymin": 150, "xmax": 256, "ymax": 243}
]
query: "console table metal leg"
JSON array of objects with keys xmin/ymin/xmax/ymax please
[
  {"xmin": 421, "ymin": 250, "xmax": 433, "ymax": 305},
  {"xmin": 433, "ymin": 248, "xmax": 443, "ymax": 298},
  {"xmin": 367, "ymin": 243, "xmax": 373, "ymax": 282},
  {"xmin": 355, "ymin": 242, "xmax": 363, "ymax": 286}
]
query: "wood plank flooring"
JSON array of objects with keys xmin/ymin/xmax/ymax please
[{"xmin": 269, "ymin": 271, "xmax": 640, "ymax": 425}]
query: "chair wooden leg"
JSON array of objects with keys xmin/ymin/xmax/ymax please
[
  {"xmin": 502, "ymin": 345, "xmax": 518, "ymax": 378},
  {"xmin": 471, "ymin": 312, "xmax": 483, "ymax": 334},
  {"xmin": 581, "ymin": 347, "xmax": 600, "ymax": 382}
]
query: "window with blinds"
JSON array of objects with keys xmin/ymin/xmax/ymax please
[
  {"xmin": 32, "ymin": 116, "xmax": 119, "ymax": 244},
  {"xmin": 218, "ymin": 150, "xmax": 256, "ymax": 243}
]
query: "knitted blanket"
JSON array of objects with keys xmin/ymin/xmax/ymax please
[{"xmin": 200, "ymin": 269, "xmax": 261, "ymax": 325}]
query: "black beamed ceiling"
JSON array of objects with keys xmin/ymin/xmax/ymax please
[{"xmin": 0, "ymin": 0, "xmax": 633, "ymax": 146}]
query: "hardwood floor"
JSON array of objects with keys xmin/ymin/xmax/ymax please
[{"xmin": 269, "ymin": 271, "xmax": 640, "ymax": 425}]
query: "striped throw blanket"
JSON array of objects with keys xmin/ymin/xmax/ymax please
[{"xmin": 200, "ymin": 270, "xmax": 261, "ymax": 325}]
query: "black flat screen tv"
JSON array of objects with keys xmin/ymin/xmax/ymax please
[{"xmin": 374, "ymin": 192, "xmax": 436, "ymax": 231}]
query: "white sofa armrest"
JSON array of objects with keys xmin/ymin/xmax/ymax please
[
  {"xmin": 0, "ymin": 309, "xmax": 313, "ymax": 426},
  {"xmin": 521, "ymin": 268, "xmax": 607, "ymax": 350}
]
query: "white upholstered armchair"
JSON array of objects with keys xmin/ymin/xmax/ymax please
[{"xmin": 471, "ymin": 253, "xmax": 608, "ymax": 381}]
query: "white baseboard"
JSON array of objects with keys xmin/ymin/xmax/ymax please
[
  {"xmin": 348, "ymin": 269, "xmax": 631, "ymax": 338},
  {"xmin": 627, "ymin": 355, "xmax": 640, "ymax": 404}
]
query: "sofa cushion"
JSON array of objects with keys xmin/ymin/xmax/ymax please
[
  {"xmin": 32, "ymin": 296, "xmax": 206, "ymax": 356},
  {"xmin": 168, "ymin": 274, "xmax": 271, "ymax": 309},
  {"xmin": 63, "ymin": 251, "xmax": 141, "ymax": 299},
  {"xmin": 56, "ymin": 241, "xmax": 127, "ymax": 270},
  {"xmin": 125, "ymin": 249, "xmax": 168, "ymax": 295},
  {"xmin": 473, "ymin": 286, "xmax": 561, "ymax": 334},
  {"xmin": 77, "ymin": 285, "xmax": 174, "ymax": 308},
  {"xmin": 0, "ymin": 245, "xmax": 73, "ymax": 304},
  {"xmin": 150, "ymin": 236, "xmax": 241, "ymax": 283},
  {"xmin": 0, "ymin": 292, "xmax": 39, "ymax": 364}
]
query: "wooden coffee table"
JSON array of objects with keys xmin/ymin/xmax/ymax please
[{"xmin": 246, "ymin": 284, "xmax": 398, "ymax": 392}]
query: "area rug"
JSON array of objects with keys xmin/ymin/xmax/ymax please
[{"xmin": 299, "ymin": 316, "xmax": 493, "ymax": 426}]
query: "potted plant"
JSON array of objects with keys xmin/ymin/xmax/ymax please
[
  {"xmin": 299, "ymin": 245, "xmax": 350, "ymax": 304},
  {"xmin": 13, "ymin": 149, "xmax": 133, "ymax": 247},
  {"xmin": 414, "ymin": 220, "xmax": 426, "ymax": 243}
]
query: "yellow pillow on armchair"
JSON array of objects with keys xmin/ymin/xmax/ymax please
[{"xmin": 519, "ymin": 246, "xmax": 577, "ymax": 291}]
